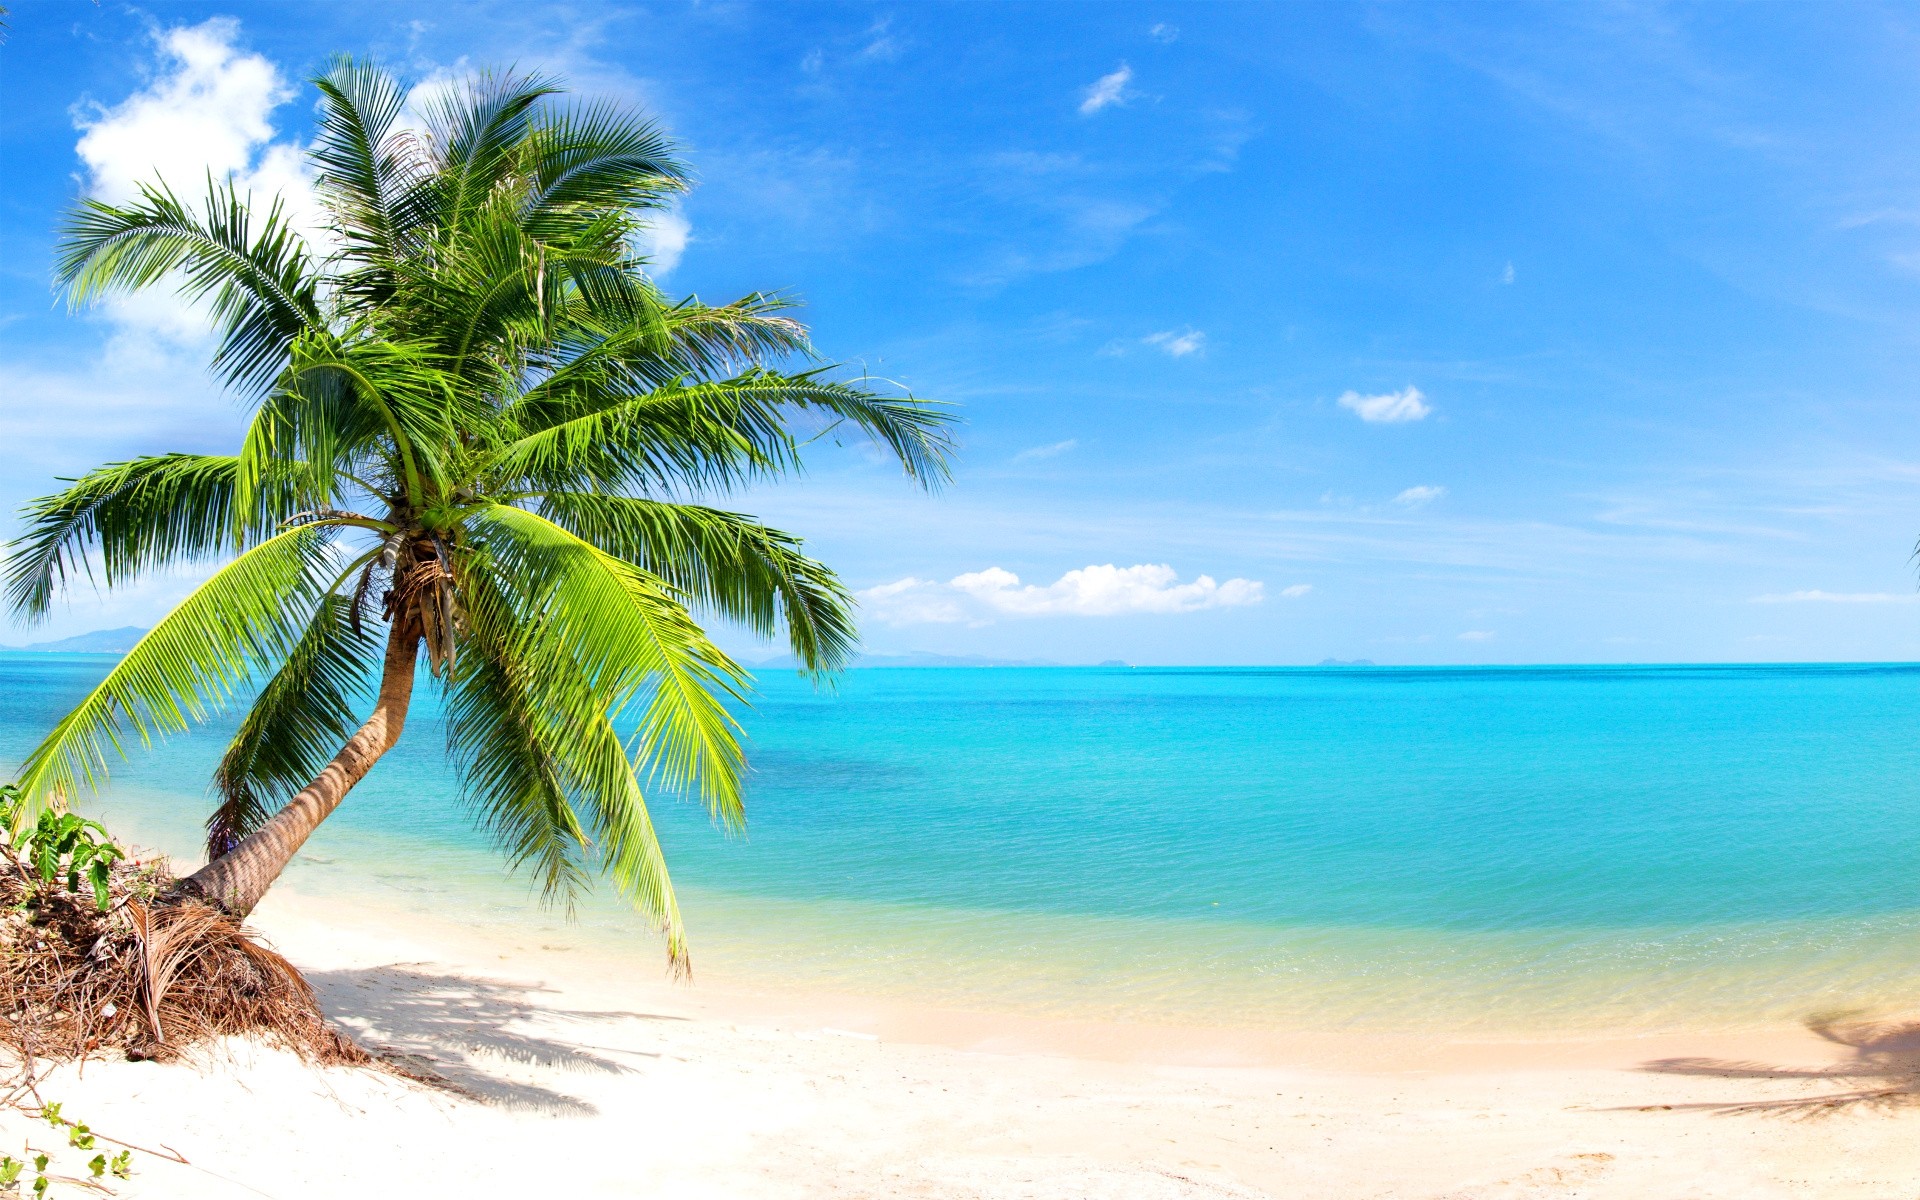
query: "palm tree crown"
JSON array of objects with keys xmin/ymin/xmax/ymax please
[{"xmin": 5, "ymin": 61, "xmax": 952, "ymax": 968}]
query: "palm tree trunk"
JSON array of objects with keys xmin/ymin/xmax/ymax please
[{"xmin": 181, "ymin": 618, "xmax": 422, "ymax": 916}]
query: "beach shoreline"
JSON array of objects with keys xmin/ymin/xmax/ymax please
[{"xmin": 4, "ymin": 884, "xmax": 1916, "ymax": 1198}]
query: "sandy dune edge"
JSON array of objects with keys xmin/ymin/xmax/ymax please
[{"xmin": 1, "ymin": 892, "xmax": 1916, "ymax": 1198}]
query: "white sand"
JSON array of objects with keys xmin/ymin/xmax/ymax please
[{"xmin": 6, "ymin": 890, "xmax": 1920, "ymax": 1198}]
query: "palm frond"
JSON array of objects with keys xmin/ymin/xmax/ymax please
[
  {"xmin": 57, "ymin": 180, "xmax": 322, "ymax": 394},
  {"xmin": 312, "ymin": 56, "xmax": 431, "ymax": 302},
  {"xmin": 4, "ymin": 454, "xmax": 312, "ymax": 622},
  {"xmin": 462, "ymin": 504, "xmax": 748, "ymax": 824},
  {"xmin": 421, "ymin": 70, "xmax": 560, "ymax": 229},
  {"xmin": 206, "ymin": 594, "xmax": 377, "ymax": 859},
  {"xmin": 441, "ymin": 598, "xmax": 593, "ymax": 906},
  {"xmin": 521, "ymin": 100, "xmax": 687, "ymax": 225},
  {"xmin": 540, "ymin": 493, "xmax": 857, "ymax": 673},
  {"xmin": 11, "ymin": 527, "xmax": 338, "ymax": 815},
  {"xmin": 488, "ymin": 369, "xmax": 955, "ymax": 496},
  {"xmin": 454, "ymin": 541, "xmax": 691, "ymax": 965}
]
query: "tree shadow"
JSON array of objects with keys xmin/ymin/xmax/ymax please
[
  {"xmin": 1633, "ymin": 1013, "xmax": 1920, "ymax": 1117},
  {"xmin": 305, "ymin": 963, "xmax": 683, "ymax": 1116}
]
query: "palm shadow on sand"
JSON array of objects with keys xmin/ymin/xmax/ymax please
[
  {"xmin": 305, "ymin": 964, "xmax": 685, "ymax": 1116},
  {"xmin": 1632, "ymin": 1014, "xmax": 1920, "ymax": 1117}
]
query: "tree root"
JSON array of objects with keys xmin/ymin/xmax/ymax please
[{"xmin": 0, "ymin": 861, "xmax": 364, "ymax": 1067}]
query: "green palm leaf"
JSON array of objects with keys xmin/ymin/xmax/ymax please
[
  {"xmin": 462, "ymin": 504, "xmax": 748, "ymax": 823},
  {"xmin": 207, "ymin": 594, "xmax": 376, "ymax": 858},
  {"xmin": 13, "ymin": 527, "xmax": 338, "ymax": 815},
  {"xmin": 58, "ymin": 179, "xmax": 323, "ymax": 394},
  {"xmin": 4, "ymin": 454, "xmax": 317, "ymax": 620},
  {"xmin": 540, "ymin": 493, "xmax": 858, "ymax": 673}
]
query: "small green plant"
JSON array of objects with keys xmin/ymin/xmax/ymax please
[
  {"xmin": 0, "ymin": 786, "xmax": 126, "ymax": 912},
  {"xmin": 8, "ymin": 1103, "xmax": 135, "ymax": 1194},
  {"xmin": 27, "ymin": 814, "xmax": 122, "ymax": 912}
]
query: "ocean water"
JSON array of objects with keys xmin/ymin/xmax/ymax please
[{"xmin": 6, "ymin": 656, "xmax": 1920, "ymax": 1033}]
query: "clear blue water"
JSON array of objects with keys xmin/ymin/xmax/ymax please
[{"xmin": 7, "ymin": 656, "xmax": 1920, "ymax": 1032}]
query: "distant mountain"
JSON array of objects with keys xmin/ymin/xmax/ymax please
[
  {"xmin": 2, "ymin": 626, "xmax": 148, "ymax": 654},
  {"xmin": 1317, "ymin": 658, "xmax": 1377, "ymax": 667},
  {"xmin": 751, "ymin": 651, "xmax": 1059, "ymax": 670}
]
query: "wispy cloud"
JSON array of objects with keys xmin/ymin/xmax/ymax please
[
  {"xmin": 1338, "ymin": 386, "xmax": 1432, "ymax": 424},
  {"xmin": 1143, "ymin": 329, "xmax": 1206, "ymax": 357},
  {"xmin": 858, "ymin": 17, "xmax": 902, "ymax": 62},
  {"xmin": 1280, "ymin": 584, "xmax": 1313, "ymax": 598},
  {"xmin": 1501, "ymin": 262, "xmax": 1516, "ymax": 284},
  {"xmin": 1750, "ymin": 590, "xmax": 1920, "ymax": 604},
  {"xmin": 1080, "ymin": 64, "xmax": 1134, "ymax": 115},
  {"xmin": 1013, "ymin": 439, "xmax": 1078, "ymax": 462},
  {"xmin": 860, "ymin": 563, "xmax": 1264, "ymax": 625},
  {"xmin": 1148, "ymin": 23, "xmax": 1180, "ymax": 44},
  {"xmin": 1394, "ymin": 485, "xmax": 1448, "ymax": 506}
]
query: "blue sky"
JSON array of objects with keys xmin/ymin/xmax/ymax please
[{"xmin": 7, "ymin": 2, "xmax": 1920, "ymax": 664}]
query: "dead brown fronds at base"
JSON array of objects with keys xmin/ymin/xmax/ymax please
[{"xmin": 0, "ymin": 859, "xmax": 365, "ymax": 1067}]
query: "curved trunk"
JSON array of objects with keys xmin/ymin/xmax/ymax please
[{"xmin": 182, "ymin": 619, "xmax": 421, "ymax": 916}]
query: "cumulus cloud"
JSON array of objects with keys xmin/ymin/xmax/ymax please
[
  {"xmin": 860, "ymin": 563, "xmax": 1263, "ymax": 625},
  {"xmin": 1143, "ymin": 329, "xmax": 1206, "ymax": 357},
  {"xmin": 1013, "ymin": 439, "xmax": 1078, "ymax": 462},
  {"xmin": 1080, "ymin": 64, "xmax": 1134, "ymax": 115},
  {"xmin": 1338, "ymin": 386, "xmax": 1431, "ymax": 424},
  {"xmin": 1394, "ymin": 485, "xmax": 1447, "ymax": 507},
  {"xmin": 1750, "ymin": 590, "xmax": 1920, "ymax": 604},
  {"xmin": 635, "ymin": 207, "xmax": 691, "ymax": 278},
  {"xmin": 1280, "ymin": 584, "xmax": 1313, "ymax": 598},
  {"xmin": 1457, "ymin": 630, "xmax": 1495, "ymax": 641},
  {"xmin": 70, "ymin": 19, "xmax": 317, "ymax": 348},
  {"xmin": 74, "ymin": 19, "xmax": 299, "ymax": 205}
]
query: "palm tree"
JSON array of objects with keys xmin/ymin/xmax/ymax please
[{"xmin": 4, "ymin": 61, "xmax": 952, "ymax": 969}]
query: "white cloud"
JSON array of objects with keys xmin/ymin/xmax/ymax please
[
  {"xmin": 1280, "ymin": 584, "xmax": 1313, "ymax": 598},
  {"xmin": 1143, "ymin": 328, "xmax": 1206, "ymax": 357},
  {"xmin": 1457, "ymin": 630, "xmax": 1496, "ymax": 641},
  {"xmin": 856, "ymin": 576, "xmax": 971, "ymax": 625},
  {"xmin": 1080, "ymin": 64, "xmax": 1134, "ymax": 115},
  {"xmin": 636, "ymin": 207, "xmax": 691, "ymax": 278},
  {"xmin": 1394, "ymin": 485, "xmax": 1448, "ymax": 506},
  {"xmin": 73, "ymin": 19, "xmax": 296, "ymax": 205},
  {"xmin": 1013, "ymin": 439, "xmax": 1078, "ymax": 462},
  {"xmin": 1338, "ymin": 386, "xmax": 1431, "ymax": 424},
  {"xmin": 1750, "ymin": 590, "xmax": 1920, "ymax": 604},
  {"xmin": 1148, "ymin": 23, "xmax": 1180, "ymax": 43},
  {"xmin": 70, "ymin": 19, "xmax": 318, "ymax": 348},
  {"xmin": 1501, "ymin": 262, "xmax": 1516, "ymax": 284},
  {"xmin": 860, "ymin": 563, "xmax": 1264, "ymax": 625}
]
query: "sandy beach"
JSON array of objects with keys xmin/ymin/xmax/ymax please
[{"xmin": 0, "ymin": 889, "xmax": 1911, "ymax": 1199}]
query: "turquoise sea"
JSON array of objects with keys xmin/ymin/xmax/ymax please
[{"xmin": 7, "ymin": 656, "xmax": 1920, "ymax": 1033}]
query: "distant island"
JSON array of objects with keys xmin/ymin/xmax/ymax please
[
  {"xmin": 752, "ymin": 651, "xmax": 1061, "ymax": 669},
  {"xmin": 1, "ymin": 626, "xmax": 148, "ymax": 653}
]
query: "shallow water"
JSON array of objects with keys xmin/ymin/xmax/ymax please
[{"xmin": 6, "ymin": 656, "xmax": 1920, "ymax": 1032}]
